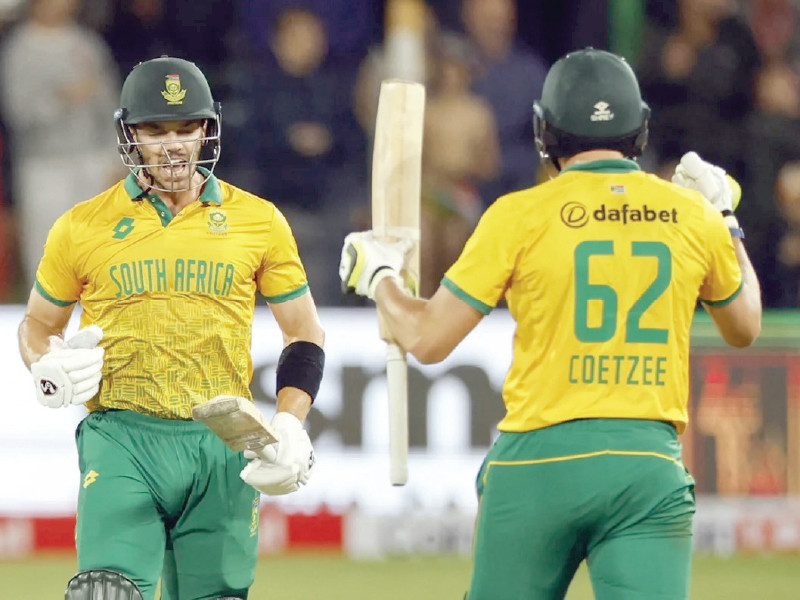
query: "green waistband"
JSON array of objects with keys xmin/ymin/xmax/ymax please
[
  {"xmin": 494, "ymin": 418, "xmax": 682, "ymax": 462},
  {"xmin": 85, "ymin": 409, "xmax": 209, "ymax": 433}
]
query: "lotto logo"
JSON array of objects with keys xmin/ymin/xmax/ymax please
[{"xmin": 39, "ymin": 379, "xmax": 58, "ymax": 395}]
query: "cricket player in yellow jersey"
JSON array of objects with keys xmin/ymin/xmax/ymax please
[
  {"xmin": 340, "ymin": 48, "xmax": 762, "ymax": 599},
  {"xmin": 18, "ymin": 57, "xmax": 325, "ymax": 600}
]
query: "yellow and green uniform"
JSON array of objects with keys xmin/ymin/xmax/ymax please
[
  {"xmin": 36, "ymin": 170, "xmax": 307, "ymax": 419},
  {"xmin": 445, "ymin": 159, "xmax": 742, "ymax": 600},
  {"xmin": 37, "ymin": 171, "xmax": 308, "ymax": 599}
]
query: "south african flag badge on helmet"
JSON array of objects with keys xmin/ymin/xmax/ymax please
[{"xmin": 161, "ymin": 74, "xmax": 186, "ymax": 105}]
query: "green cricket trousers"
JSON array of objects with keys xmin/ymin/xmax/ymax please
[
  {"xmin": 467, "ymin": 418, "xmax": 696, "ymax": 600},
  {"xmin": 75, "ymin": 410, "xmax": 261, "ymax": 600}
]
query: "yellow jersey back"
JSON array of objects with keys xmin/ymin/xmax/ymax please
[{"xmin": 444, "ymin": 159, "xmax": 742, "ymax": 433}]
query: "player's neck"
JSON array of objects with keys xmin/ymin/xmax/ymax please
[
  {"xmin": 158, "ymin": 189, "xmax": 201, "ymax": 216},
  {"xmin": 560, "ymin": 150, "xmax": 625, "ymax": 169},
  {"xmin": 148, "ymin": 171, "xmax": 205, "ymax": 215}
]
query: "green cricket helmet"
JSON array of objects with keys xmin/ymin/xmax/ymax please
[
  {"xmin": 114, "ymin": 56, "xmax": 222, "ymax": 192},
  {"xmin": 533, "ymin": 48, "xmax": 650, "ymax": 163}
]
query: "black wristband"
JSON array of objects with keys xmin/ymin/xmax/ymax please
[{"xmin": 276, "ymin": 341, "xmax": 325, "ymax": 402}]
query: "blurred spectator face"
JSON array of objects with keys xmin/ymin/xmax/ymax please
[
  {"xmin": 751, "ymin": 0, "xmax": 796, "ymax": 62},
  {"xmin": 272, "ymin": 9, "xmax": 328, "ymax": 77},
  {"xmin": 439, "ymin": 57, "xmax": 470, "ymax": 93},
  {"xmin": 30, "ymin": 0, "xmax": 80, "ymax": 23},
  {"xmin": 434, "ymin": 35, "xmax": 475, "ymax": 94},
  {"xmin": 130, "ymin": 0, "xmax": 163, "ymax": 20},
  {"xmin": 776, "ymin": 162, "xmax": 800, "ymax": 269},
  {"xmin": 462, "ymin": 0, "xmax": 516, "ymax": 58},
  {"xmin": 776, "ymin": 162, "xmax": 800, "ymax": 225},
  {"xmin": 755, "ymin": 64, "xmax": 800, "ymax": 117},
  {"xmin": 678, "ymin": 0, "xmax": 732, "ymax": 21}
]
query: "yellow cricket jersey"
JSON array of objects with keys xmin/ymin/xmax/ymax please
[
  {"xmin": 35, "ymin": 170, "xmax": 308, "ymax": 419},
  {"xmin": 443, "ymin": 159, "xmax": 742, "ymax": 433}
]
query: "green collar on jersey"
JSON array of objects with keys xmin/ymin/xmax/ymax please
[
  {"xmin": 559, "ymin": 158, "xmax": 641, "ymax": 175},
  {"xmin": 124, "ymin": 166, "xmax": 222, "ymax": 204}
]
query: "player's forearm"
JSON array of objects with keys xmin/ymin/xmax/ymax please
[
  {"xmin": 374, "ymin": 278, "xmax": 457, "ymax": 364},
  {"xmin": 282, "ymin": 327, "xmax": 325, "ymax": 350},
  {"xmin": 17, "ymin": 315, "xmax": 60, "ymax": 369},
  {"xmin": 375, "ymin": 278, "xmax": 482, "ymax": 363},
  {"xmin": 732, "ymin": 238, "xmax": 763, "ymax": 334},
  {"xmin": 705, "ymin": 239, "xmax": 762, "ymax": 348},
  {"xmin": 276, "ymin": 387, "xmax": 313, "ymax": 422},
  {"xmin": 374, "ymin": 277, "xmax": 427, "ymax": 356}
]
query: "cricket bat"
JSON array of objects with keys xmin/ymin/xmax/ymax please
[
  {"xmin": 372, "ymin": 79, "xmax": 425, "ymax": 486},
  {"xmin": 192, "ymin": 395, "xmax": 279, "ymax": 453}
]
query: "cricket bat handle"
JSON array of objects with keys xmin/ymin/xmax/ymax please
[{"xmin": 386, "ymin": 342, "xmax": 409, "ymax": 486}]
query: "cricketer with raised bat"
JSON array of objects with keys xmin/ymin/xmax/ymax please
[
  {"xmin": 18, "ymin": 56, "xmax": 324, "ymax": 600},
  {"xmin": 339, "ymin": 48, "xmax": 762, "ymax": 599}
]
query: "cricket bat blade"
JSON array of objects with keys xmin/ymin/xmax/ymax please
[
  {"xmin": 371, "ymin": 79, "xmax": 425, "ymax": 487},
  {"xmin": 192, "ymin": 395, "xmax": 279, "ymax": 452}
]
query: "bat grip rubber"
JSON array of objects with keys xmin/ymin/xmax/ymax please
[{"xmin": 386, "ymin": 343, "xmax": 409, "ymax": 486}]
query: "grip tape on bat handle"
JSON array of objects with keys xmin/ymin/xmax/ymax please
[{"xmin": 386, "ymin": 342, "xmax": 409, "ymax": 486}]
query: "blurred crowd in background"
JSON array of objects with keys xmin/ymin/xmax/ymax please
[{"xmin": 0, "ymin": 0, "xmax": 797, "ymax": 308}]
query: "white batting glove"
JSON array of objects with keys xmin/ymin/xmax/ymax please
[
  {"xmin": 240, "ymin": 412, "xmax": 315, "ymax": 496},
  {"xmin": 339, "ymin": 231, "xmax": 412, "ymax": 299},
  {"xmin": 30, "ymin": 325, "xmax": 104, "ymax": 409},
  {"xmin": 672, "ymin": 151, "xmax": 739, "ymax": 214}
]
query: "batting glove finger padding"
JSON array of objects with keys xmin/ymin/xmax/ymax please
[
  {"xmin": 339, "ymin": 231, "xmax": 412, "ymax": 299},
  {"xmin": 30, "ymin": 326, "xmax": 104, "ymax": 408},
  {"xmin": 672, "ymin": 151, "xmax": 740, "ymax": 213},
  {"xmin": 245, "ymin": 445, "xmax": 278, "ymax": 463},
  {"xmin": 240, "ymin": 460, "xmax": 300, "ymax": 495},
  {"xmin": 240, "ymin": 412, "xmax": 315, "ymax": 495}
]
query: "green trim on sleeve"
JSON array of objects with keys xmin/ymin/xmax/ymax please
[
  {"xmin": 700, "ymin": 280, "xmax": 743, "ymax": 307},
  {"xmin": 34, "ymin": 280, "xmax": 76, "ymax": 307},
  {"xmin": 441, "ymin": 277, "xmax": 493, "ymax": 315},
  {"xmin": 264, "ymin": 283, "xmax": 310, "ymax": 303}
]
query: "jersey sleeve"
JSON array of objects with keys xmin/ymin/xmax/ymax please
[
  {"xmin": 698, "ymin": 212, "xmax": 743, "ymax": 306},
  {"xmin": 257, "ymin": 207, "xmax": 309, "ymax": 302},
  {"xmin": 442, "ymin": 198, "xmax": 519, "ymax": 314},
  {"xmin": 34, "ymin": 212, "xmax": 81, "ymax": 305}
]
